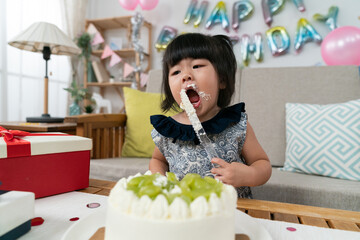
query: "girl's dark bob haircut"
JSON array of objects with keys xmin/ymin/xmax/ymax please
[{"xmin": 161, "ymin": 33, "xmax": 237, "ymax": 112}]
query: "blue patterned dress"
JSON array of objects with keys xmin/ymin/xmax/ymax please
[{"xmin": 150, "ymin": 103, "xmax": 252, "ymax": 199}]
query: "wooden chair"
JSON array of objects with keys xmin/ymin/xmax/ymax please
[{"xmin": 64, "ymin": 114, "xmax": 126, "ymax": 159}]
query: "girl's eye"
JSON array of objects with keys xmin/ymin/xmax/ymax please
[
  {"xmin": 193, "ymin": 65, "xmax": 203, "ymax": 69},
  {"xmin": 171, "ymin": 70, "xmax": 180, "ymax": 76}
]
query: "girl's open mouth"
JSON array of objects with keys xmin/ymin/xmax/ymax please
[{"xmin": 186, "ymin": 89, "xmax": 201, "ymax": 108}]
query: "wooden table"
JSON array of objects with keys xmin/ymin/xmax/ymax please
[
  {"xmin": 0, "ymin": 121, "xmax": 77, "ymax": 135},
  {"xmin": 79, "ymin": 179, "xmax": 360, "ymax": 233}
]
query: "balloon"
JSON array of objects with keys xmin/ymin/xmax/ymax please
[
  {"xmin": 321, "ymin": 26, "xmax": 360, "ymax": 65},
  {"xmin": 232, "ymin": 0, "xmax": 254, "ymax": 31},
  {"xmin": 240, "ymin": 33, "xmax": 263, "ymax": 66},
  {"xmin": 294, "ymin": 18, "xmax": 322, "ymax": 53},
  {"xmin": 229, "ymin": 35, "xmax": 240, "ymax": 46},
  {"xmin": 313, "ymin": 6, "xmax": 339, "ymax": 31},
  {"xmin": 155, "ymin": 26, "xmax": 178, "ymax": 52},
  {"xmin": 184, "ymin": 0, "xmax": 209, "ymax": 28},
  {"xmin": 266, "ymin": 26, "xmax": 290, "ymax": 56},
  {"xmin": 139, "ymin": 0, "xmax": 159, "ymax": 10},
  {"xmin": 205, "ymin": 1, "xmax": 230, "ymax": 32},
  {"xmin": 291, "ymin": 0, "xmax": 305, "ymax": 12},
  {"xmin": 118, "ymin": 0, "xmax": 138, "ymax": 10},
  {"xmin": 261, "ymin": 0, "xmax": 285, "ymax": 27}
]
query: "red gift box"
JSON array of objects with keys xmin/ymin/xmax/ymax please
[{"xmin": 0, "ymin": 128, "xmax": 92, "ymax": 198}]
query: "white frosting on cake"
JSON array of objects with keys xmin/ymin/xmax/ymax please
[{"xmin": 105, "ymin": 171, "xmax": 237, "ymax": 240}]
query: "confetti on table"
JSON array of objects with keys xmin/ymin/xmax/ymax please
[
  {"xmin": 69, "ymin": 217, "xmax": 79, "ymax": 221},
  {"xmin": 286, "ymin": 227, "xmax": 297, "ymax": 232},
  {"xmin": 87, "ymin": 202, "xmax": 100, "ymax": 208},
  {"xmin": 31, "ymin": 217, "xmax": 44, "ymax": 226}
]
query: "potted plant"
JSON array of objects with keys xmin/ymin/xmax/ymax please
[
  {"xmin": 76, "ymin": 32, "xmax": 96, "ymax": 82},
  {"xmin": 64, "ymin": 80, "xmax": 88, "ymax": 115},
  {"xmin": 83, "ymin": 92, "xmax": 96, "ymax": 114}
]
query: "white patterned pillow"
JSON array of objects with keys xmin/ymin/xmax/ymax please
[{"xmin": 281, "ymin": 99, "xmax": 360, "ymax": 181}]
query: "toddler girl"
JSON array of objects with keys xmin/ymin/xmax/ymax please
[{"xmin": 149, "ymin": 33, "xmax": 271, "ymax": 198}]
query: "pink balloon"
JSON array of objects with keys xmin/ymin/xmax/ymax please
[
  {"xmin": 139, "ymin": 0, "xmax": 159, "ymax": 10},
  {"xmin": 118, "ymin": 0, "xmax": 138, "ymax": 10},
  {"xmin": 321, "ymin": 26, "xmax": 360, "ymax": 65}
]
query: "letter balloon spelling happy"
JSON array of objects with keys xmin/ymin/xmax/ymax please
[
  {"xmin": 266, "ymin": 26, "xmax": 290, "ymax": 56},
  {"xmin": 261, "ymin": 0, "xmax": 285, "ymax": 27},
  {"xmin": 262, "ymin": 0, "xmax": 305, "ymax": 26},
  {"xmin": 232, "ymin": 0, "xmax": 254, "ymax": 32},
  {"xmin": 294, "ymin": 18, "xmax": 322, "ymax": 53},
  {"xmin": 205, "ymin": 1, "xmax": 230, "ymax": 32},
  {"xmin": 184, "ymin": 0, "xmax": 209, "ymax": 28}
]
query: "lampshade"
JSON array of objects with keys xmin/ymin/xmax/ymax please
[
  {"xmin": 8, "ymin": 22, "xmax": 81, "ymax": 56},
  {"xmin": 8, "ymin": 22, "xmax": 81, "ymax": 123}
]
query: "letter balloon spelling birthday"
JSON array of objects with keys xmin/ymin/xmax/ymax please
[
  {"xmin": 294, "ymin": 18, "xmax": 322, "ymax": 53},
  {"xmin": 266, "ymin": 26, "xmax": 290, "ymax": 56},
  {"xmin": 240, "ymin": 33, "xmax": 263, "ymax": 66},
  {"xmin": 155, "ymin": 26, "xmax": 178, "ymax": 51},
  {"xmin": 313, "ymin": 6, "xmax": 338, "ymax": 31},
  {"xmin": 205, "ymin": 1, "xmax": 230, "ymax": 32},
  {"xmin": 232, "ymin": 0, "xmax": 254, "ymax": 32},
  {"xmin": 184, "ymin": 0, "xmax": 209, "ymax": 28}
]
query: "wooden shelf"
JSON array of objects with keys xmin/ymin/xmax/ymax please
[
  {"xmin": 84, "ymin": 15, "xmax": 152, "ymax": 113},
  {"xmin": 86, "ymin": 16, "xmax": 151, "ymax": 31},
  {"xmin": 92, "ymin": 49, "xmax": 149, "ymax": 59},
  {"xmin": 87, "ymin": 82, "xmax": 132, "ymax": 87}
]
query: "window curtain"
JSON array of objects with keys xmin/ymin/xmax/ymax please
[
  {"xmin": 1, "ymin": 0, "xmax": 72, "ymax": 121},
  {"xmin": 59, "ymin": 0, "xmax": 89, "ymax": 113}
]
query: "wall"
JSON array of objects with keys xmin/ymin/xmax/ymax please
[
  {"xmin": 88, "ymin": 0, "xmax": 360, "ymax": 69},
  {"xmin": 87, "ymin": 0, "xmax": 360, "ymax": 112}
]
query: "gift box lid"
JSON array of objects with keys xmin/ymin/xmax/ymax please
[{"xmin": 0, "ymin": 133, "xmax": 92, "ymax": 159}]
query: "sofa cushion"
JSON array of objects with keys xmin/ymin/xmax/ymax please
[
  {"xmin": 121, "ymin": 87, "xmax": 177, "ymax": 158},
  {"xmin": 239, "ymin": 65, "xmax": 360, "ymax": 167},
  {"xmin": 252, "ymin": 167, "xmax": 360, "ymax": 211},
  {"xmin": 90, "ymin": 158, "xmax": 150, "ymax": 181},
  {"xmin": 282, "ymin": 99, "xmax": 360, "ymax": 181}
]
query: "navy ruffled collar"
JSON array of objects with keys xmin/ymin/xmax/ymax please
[{"xmin": 150, "ymin": 103, "xmax": 245, "ymax": 144}]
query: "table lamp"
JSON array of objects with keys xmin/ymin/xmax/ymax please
[{"xmin": 8, "ymin": 22, "xmax": 81, "ymax": 123}]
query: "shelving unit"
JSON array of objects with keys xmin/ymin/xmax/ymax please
[{"xmin": 83, "ymin": 16, "xmax": 152, "ymax": 112}]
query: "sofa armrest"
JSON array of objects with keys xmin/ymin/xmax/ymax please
[{"xmin": 64, "ymin": 114, "xmax": 127, "ymax": 159}]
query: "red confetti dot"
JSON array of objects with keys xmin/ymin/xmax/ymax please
[
  {"xmin": 31, "ymin": 217, "xmax": 44, "ymax": 226},
  {"xmin": 70, "ymin": 217, "xmax": 79, "ymax": 221},
  {"xmin": 286, "ymin": 227, "xmax": 297, "ymax": 232},
  {"xmin": 87, "ymin": 202, "xmax": 100, "ymax": 208}
]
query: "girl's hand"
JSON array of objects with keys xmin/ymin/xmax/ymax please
[{"xmin": 210, "ymin": 158, "xmax": 252, "ymax": 187}]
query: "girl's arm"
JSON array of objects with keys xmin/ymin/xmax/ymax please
[
  {"xmin": 149, "ymin": 146, "xmax": 169, "ymax": 175},
  {"xmin": 211, "ymin": 122, "xmax": 272, "ymax": 187}
]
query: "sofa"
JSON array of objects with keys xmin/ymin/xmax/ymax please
[{"xmin": 90, "ymin": 65, "xmax": 360, "ymax": 211}]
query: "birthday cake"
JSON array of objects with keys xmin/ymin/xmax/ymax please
[{"xmin": 104, "ymin": 171, "xmax": 237, "ymax": 240}]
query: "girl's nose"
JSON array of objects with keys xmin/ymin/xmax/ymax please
[{"xmin": 182, "ymin": 73, "xmax": 192, "ymax": 82}]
